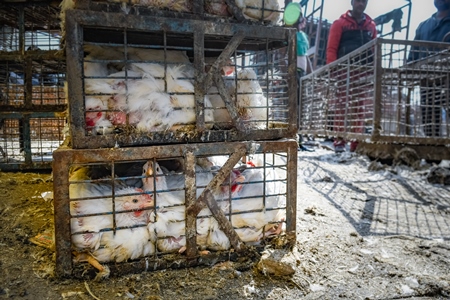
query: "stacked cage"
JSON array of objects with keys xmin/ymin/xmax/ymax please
[
  {"xmin": 299, "ymin": 38, "xmax": 450, "ymax": 147},
  {"xmin": 53, "ymin": 0, "xmax": 298, "ymax": 278},
  {"xmin": 0, "ymin": 1, "xmax": 67, "ymax": 170}
]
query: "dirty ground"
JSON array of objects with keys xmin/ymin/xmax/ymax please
[{"xmin": 0, "ymin": 147, "xmax": 449, "ymax": 299}]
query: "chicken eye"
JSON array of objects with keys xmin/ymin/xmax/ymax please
[
  {"xmin": 132, "ymin": 198, "xmax": 139, "ymax": 203},
  {"xmin": 156, "ymin": 166, "xmax": 160, "ymax": 172}
]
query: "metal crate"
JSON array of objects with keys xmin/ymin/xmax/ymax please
[
  {"xmin": 52, "ymin": 139, "xmax": 297, "ymax": 278},
  {"xmin": 67, "ymin": 0, "xmax": 288, "ymax": 25},
  {"xmin": 0, "ymin": 112, "xmax": 66, "ymax": 170},
  {"xmin": 65, "ymin": 10, "xmax": 297, "ymax": 149},
  {"xmin": 299, "ymin": 38, "xmax": 450, "ymax": 146},
  {"xmin": 0, "ymin": 1, "xmax": 61, "ymax": 52},
  {"xmin": 0, "ymin": 53, "xmax": 66, "ymax": 109}
]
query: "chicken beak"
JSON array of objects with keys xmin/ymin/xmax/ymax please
[{"xmin": 145, "ymin": 162, "xmax": 153, "ymax": 177}]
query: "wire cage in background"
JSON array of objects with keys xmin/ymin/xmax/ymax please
[
  {"xmin": 65, "ymin": 10, "xmax": 297, "ymax": 149},
  {"xmin": 0, "ymin": 1, "xmax": 67, "ymax": 170},
  {"xmin": 299, "ymin": 38, "xmax": 450, "ymax": 146},
  {"xmin": 0, "ymin": 113, "xmax": 66, "ymax": 170},
  {"xmin": 52, "ymin": 139, "xmax": 297, "ymax": 278},
  {"xmin": 0, "ymin": 57, "xmax": 66, "ymax": 107},
  {"xmin": 0, "ymin": 2, "xmax": 61, "ymax": 51},
  {"xmin": 301, "ymin": 0, "xmax": 411, "ymax": 70}
]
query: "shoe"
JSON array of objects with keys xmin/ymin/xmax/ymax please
[
  {"xmin": 299, "ymin": 144, "xmax": 315, "ymax": 152},
  {"xmin": 333, "ymin": 138, "xmax": 346, "ymax": 153}
]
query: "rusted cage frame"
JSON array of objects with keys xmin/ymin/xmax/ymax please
[
  {"xmin": 53, "ymin": 139, "xmax": 298, "ymax": 278},
  {"xmin": 0, "ymin": 51, "xmax": 67, "ymax": 112},
  {"xmin": 72, "ymin": 0, "xmax": 293, "ymax": 24},
  {"xmin": 299, "ymin": 37, "xmax": 450, "ymax": 146},
  {"xmin": 65, "ymin": 10, "xmax": 298, "ymax": 149},
  {"xmin": 0, "ymin": 51, "xmax": 66, "ymax": 170},
  {"xmin": 0, "ymin": 1, "xmax": 61, "ymax": 53},
  {"xmin": 0, "ymin": 111, "xmax": 65, "ymax": 170}
]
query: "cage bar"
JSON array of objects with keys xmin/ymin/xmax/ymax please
[{"xmin": 52, "ymin": 139, "xmax": 297, "ymax": 278}]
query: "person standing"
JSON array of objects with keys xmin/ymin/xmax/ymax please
[
  {"xmin": 326, "ymin": 0, "xmax": 377, "ymax": 64},
  {"xmin": 410, "ymin": 0, "xmax": 450, "ymax": 137},
  {"xmin": 326, "ymin": 0, "xmax": 377, "ymax": 152},
  {"xmin": 296, "ymin": 16, "xmax": 312, "ymax": 79}
]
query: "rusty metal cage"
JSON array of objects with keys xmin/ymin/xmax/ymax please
[
  {"xmin": 65, "ymin": 10, "xmax": 297, "ymax": 149},
  {"xmin": 0, "ymin": 113, "xmax": 66, "ymax": 170},
  {"xmin": 68, "ymin": 0, "xmax": 288, "ymax": 25},
  {"xmin": 0, "ymin": 1, "xmax": 67, "ymax": 170},
  {"xmin": 52, "ymin": 139, "xmax": 297, "ymax": 278},
  {"xmin": 0, "ymin": 2, "xmax": 61, "ymax": 52},
  {"xmin": 0, "ymin": 55, "xmax": 66, "ymax": 108},
  {"xmin": 299, "ymin": 38, "xmax": 450, "ymax": 146}
]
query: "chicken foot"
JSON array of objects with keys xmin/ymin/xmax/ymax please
[{"xmin": 73, "ymin": 251, "xmax": 110, "ymax": 280}]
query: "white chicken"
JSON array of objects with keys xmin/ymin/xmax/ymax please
[
  {"xmin": 235, "ymin": 68, "xmax": 268, "ymax": 129},
  {"xmin": 207, "ymin": 78, "xmax": 235, "ymax": 128},
  {"xmin": 142, "ymin": 160, "xmax": 245, "ymax": 252},
  {"xmin": 69, "ymin": 167, "xmax": 154, "ymax": 277},
  {"xmin": 229, "ymin": 159, "xmax": 285, "ymax": 243},
  {"xmin": 142, "ymin": 161, "xmax": 187, "ymax": 252},
  {"xmin": 207, "ymin": 68, "xmax": 268, "ymax": 130},
  {"xmin": 148, "ymin": 205, "xmax": 186, "ymax": 253},
  {"xmin": 127, "ymin": 63, "xmax": 215, "ymax": 130},
  {"xmin": 233, "ymin": 0, "xmax": 281, "ymax": 24},
  {"xmin": 87, "ymin": 186, "xmax": 154, "ymax": 264},
  {"xmin": 195, "ymin": 163, "xmax": 246, "ymax": 251},
  {"xmin": 84, "ymin": 96, "xmax": 115, "ymax": 135}
]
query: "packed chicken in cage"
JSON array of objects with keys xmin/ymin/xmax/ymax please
[
  {"xmin": 66, "ymin": 151, "xmax": 287, "ymax": 278},
  {"xmin": 80, "ymin": 43, "xmax": 282, "ymax": 135}
]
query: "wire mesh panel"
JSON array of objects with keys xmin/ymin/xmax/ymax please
[
  {"xmin": 299, "ymin": 38, "xmax": 450, "ymax": 146},
  {"xmin": 52, "ymin": 140, "xmax": 297, "ymax": 278},
  {"xmin": 65, "ymin": 11, "xmax": 297, "ymax": 149},
  {"xmin": 0, "ymin": 113, "xmax": 66, "ymax": 170},
  {"xmin": 0, "ymin": 56, "xmax": 66, "ymax": 107},
  {"xmin": 0, "ymin": 2, "xmax": 61, "ymax": 52}
]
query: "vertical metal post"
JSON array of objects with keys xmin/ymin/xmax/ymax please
[
  {"xmin": 285, "ymin": 141, "xmax": 297, "ymax": 243},
  {"xmin": 22, "ymin": 114, "xmax": 32, "ymax": 165},
  {"xmin": 53, "ymin": 150, "xmax": 73, "ymax": 278},
  {"xmin": 193, "ymin": 26, "xmax": 205, "ymax": 131},
  {"xmin": 396, "ymin": 80, "xmax": 402, "ymax": 136},
  {"xmin": 65, "ymin": 11, "xmax": 85, "ymax": 149},
  {"xmin": 18, "ymin": 5, "xmax": 25, "ymax": 54},
  {"xmin": 344, "ymin": 59, "xmax": 351, "ymax": 133},
  {"xmin": 24, "ymin": 57, "xmax": 33, "ymax": 107},
  {"xmin": 372, "ymin": 39, "xmax": 383, "ymax": 141},
  {"xmin": 287, "ymin": 28, "xmax": 298, "ymax": 135},
  {"xmin": 184, "ymin": 151, "xmax": 198, "ymax": 259}
]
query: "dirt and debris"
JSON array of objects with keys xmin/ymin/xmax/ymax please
[{"xmin": 0, "ymin": 146, "xmax": 449, "ymax": 299}]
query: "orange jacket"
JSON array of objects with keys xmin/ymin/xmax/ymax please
[{"xmin": 326, "ymin": 10, "xmax": 377, "ymax": 64}]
